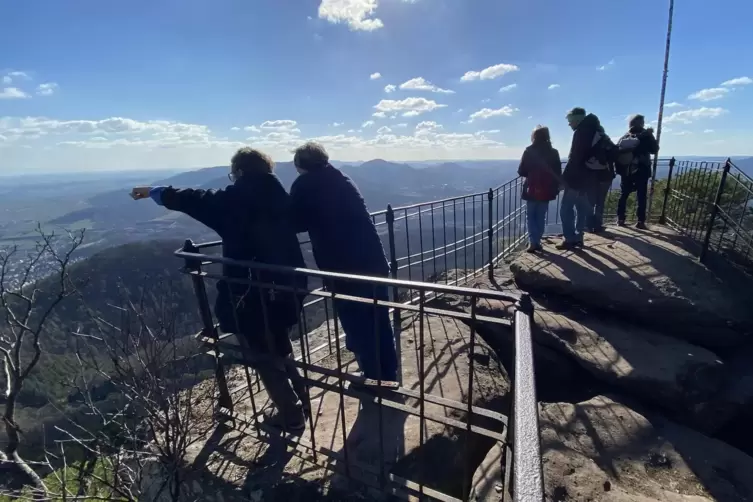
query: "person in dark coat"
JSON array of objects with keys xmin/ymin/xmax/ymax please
[
  {"xmin": 560, "ymin": 107, "xmax": 606, "ymax": 249},
  {"xmin": 518, "ymin": 125, "xmax": 562, "ymax": 253},
  {"xmin": 131, "ymin": 147, "xmax": 308, "ymax": 433},
  {"xmin": 289, "ymin": 142, "xmax": 398, "ymax": 385},
  {"xmin": 616, "ymin": 114, "xmax": 659, "ymax": 229}
]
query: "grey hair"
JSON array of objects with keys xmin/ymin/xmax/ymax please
[
  {"xmin": 629, "ymin": 114, "xmax": 645, "ymax": 128},
  {"xmin": 293, "ymin": 141, "xmax": 330, "ymax": 171}
]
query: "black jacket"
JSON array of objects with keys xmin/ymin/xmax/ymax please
[
  {"xmin": 619, "ymin": 126, "xmax": 660, "ymax": 180},
  {"xmin": 518, "ymin": 143, "xmax": 562, "ymax": 202},
  {"xmin": 161, "ymin": 173, "xmax": 307, "ymax": 353},
  {"xmin": 290, "ymin": 165, "xmax": 389, "ymax": 281},
  {"xmin": 564, "ymin": 113, "xmax": 604, "ymax": 190}
]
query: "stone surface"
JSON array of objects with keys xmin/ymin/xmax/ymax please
[
  {"xmin": 510, "ymin": 226, "xmax": 753, "ymax": 349},
  {"xmin": 539, "ymin": 395, "xmax": 753, "ymax": 502},
  {"xmin": 186, "ymin": 311, "xmax": 511, "ymax": 501},
  {"xmin": 439, "ymin": 272, "xmax": 728, "ymax": 429},
  {"xmin": 470, "ymin": 441, "xmax": 505, "ymax": 502}
]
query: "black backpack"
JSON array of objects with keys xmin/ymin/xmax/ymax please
[{"xmin": 585, "ymin": 131, "xmax": 617, "ymax": 171}]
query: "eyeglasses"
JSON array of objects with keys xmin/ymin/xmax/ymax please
[{"xmin": 228, "ymin": 172, "xmax": 236, "ymax": 182}]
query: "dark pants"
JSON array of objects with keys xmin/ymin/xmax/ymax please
[
  {"xmin": 587, "ymin": 180, "xmax": 612, "ymax": 230},
  {"xmin": 332, "ymin": 283, "xmax": 399, "ymax": 382},
  {"xmin": 235, "ymin": 329, "xmax": 306, "ymax": 424},
  {"xmin": 617, "ymin": 176, "xmax": 648, "ymax": 223}
]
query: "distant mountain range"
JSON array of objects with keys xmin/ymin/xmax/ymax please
[{"xmin": 50, "ymin": 159, "xmax": 520, "ymax": 228}]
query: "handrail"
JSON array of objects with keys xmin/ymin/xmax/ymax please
[{"xmin": 175, "ymin": 245, "xmax": 522, "ymax": 303}]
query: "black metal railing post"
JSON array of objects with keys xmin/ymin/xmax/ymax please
[
  {"xmin": 700, "ymin": 159, "xmax": 732, "ymax": 264},
  {"xmin": 386, "ymin": 204, "xmax": 402, "ymax": 383},
  {"xmin": 487, "ymin": 188, "xmax": 494, "ymax": 281},
  {"xmin": 659, "ymin": 157, "xmax": 675, "ymax": 224},
  {"xmin": 181, "ymin": 239, "xmax": 234, "ymax": 417}
]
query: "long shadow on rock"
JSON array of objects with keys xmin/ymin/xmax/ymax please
[
  {"xmin": 427, "ymin": 296, "xmax": 609, "ymax": 405},
  {"xmin": 512, "ymin": 229, "xmax": 752, "ymax": 350}
]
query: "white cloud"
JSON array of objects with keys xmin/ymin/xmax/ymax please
[
  {"xmin": 664, "ymin": 107, "xmax": 727, "ymax": 124},
  {"xmin": 1, "ymin": 76, "xmax": 10, "ymax": 85},
  {"xmin": 704, "ymin": 129, "xmax": 715, "ymax": 133},
  {"xmin": 332, "ymin": 122, "xmax": 343, "ymax": 127},
  {"xmin": 499, "ymin": 84, "xmax": 517, "ymax": 93},
  {"xmin": 318, "ymin": 0, "xmax": 383, "ymax": 31},
  {"xmin": 548, "ymin": 84, "xmax": 560, "ymax": 90},
  {"xmin": 398, "ymin": 77, "xmax": 454, "ymax": 94},
  {"xmin": 362, "ymin": 120, "xmax": 375, "ymax": 128},
  {"xmin": 374, "ymin": 97, "xmax": 447, "ymax": 117},
  {"xmin": 461, "ymin": 63, "xmax": 519, "ymax": 82},
  {"xmin": 672, "ymin": 131, "xmax": 693, "ymax": 136},
  {"xmin": 721, "ymin": 76, "xmax": 752, "ymax": 87},
  {"xmin": 376, "ymin": 126, "xmax": 391, "ymax": 134},
  {"xmin": 8, "ymin": 71, "xmax": 30, "ymax": 80},
  {"xmin": 394, "ymin": 123, "xmax": 408, "ymax": 128},
  {"xmin": 415, "ymin": 121, "xmax": 442, "ymax": 132},
  {"xmin": 370, "ymin": 72, "xmax": 382, "ymax": 80},
  {"xmin": 36, "ymin": 82, "xmax": 58, "ymax": 96},
  {"xmin": 475, "ymin": 129, "xmax": 500, "ymax": 135},
  {"xmin": 372, "ymin": 111, "xmax": 387, "ymax": 118},
  {"xmin": 597, "ymin": 59, "xmax": 615, "ymax": 71},
  {"xmin": 688, "ymin": 87, "xmax": 729, "ymax": 102},
  {"xmin": 230, "ymin": 127, "xmax": 240, "ymax": 131},
  {"xmin": 260, "ymin": 120, "xmax": 298, "ymax": 131},
  {"xmin": 469, "ymin": 105, "xmax": 518, "ymax": 122},
  {"xmin": 244, "ymin": 125, "xmax": 260, "ymax": 132},
  {"xmin": 0, "ymin": 88, "xmax": 30, "ymax": 100},
  {"xmin": 384, "ymin": 84, "xmax": 396, "ymax": 93},
  {"xmin": 481, "ymin": 98, "xmax": 491, "ymax": 103},
  {"xmin": 665, "ymin": 102, "xmax": 683, "ymax": 108}
]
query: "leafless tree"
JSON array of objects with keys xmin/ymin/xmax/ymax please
[
  {"xmin": 19, "ymin": 282, "xmax": 218, "ymax": 501},
  {"xmin": 0, "ymin": 227, "xmax": 85, "ymax": 495}
]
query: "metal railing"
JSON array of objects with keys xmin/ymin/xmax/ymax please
[
  {"xmin": 174, "ymin": 154, "xmax": 703, "ymax": 500},
  {"xmin": 175, "ymin": 246, "xmax": 540, "ymax": 501},
  {"xmin": 659, "ymin": 158, "xmax": 753, "ymax": 273}
]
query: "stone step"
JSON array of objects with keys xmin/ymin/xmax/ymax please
[{"xmin": 509, "ymin": 226, "xmax": 753, "ymax": 350}]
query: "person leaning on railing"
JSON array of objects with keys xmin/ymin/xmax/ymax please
[
  {"xmin": 289, "ymin": 141, "xmax": 399, "ymax": 389},
  {"xmin": 130, "ymin": 147, "xmax": 309, "ymax": 433},
  {"xmin": 518, "ymin": 125, "xmax": 562, "ymax": 253}
]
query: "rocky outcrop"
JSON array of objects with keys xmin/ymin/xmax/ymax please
[
  {"xmin": 538, "ymin": 395, "xmax": 753, "ymax": 501},
  {"xmin": 510, "ymin": 227, "xmax": 753, "ymax": 349}
]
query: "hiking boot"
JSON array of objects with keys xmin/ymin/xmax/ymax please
[
  {"xmin": 617, "ymin": 220, "xmax": 627, "ymax": 227},
  {"xmin": 636, "ymin": 222, "xmax": 648, "ymax": 230},
  {"xmin": 526, "ymin": 244, "xmax": 542, "ymax": 253},
  {"xmin": 555, "ymin": 240, "xmax": 580, "ymax": 251},
  {"xmin": 262, "ymin": 407, "xmax": 305, "ymax": 434},
  {"xmin": 591, "ymin": 226, "xmax": 607, "ymax": 234}
]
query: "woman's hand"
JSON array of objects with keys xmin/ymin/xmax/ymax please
[{"xmin": 130, "ymin": 186, "xmax": 152, "ymax": 200}]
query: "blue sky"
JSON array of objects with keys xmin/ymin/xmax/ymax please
[{"xmin": 1, "ymin": 0, "xmax": 752, "ymax": 172}]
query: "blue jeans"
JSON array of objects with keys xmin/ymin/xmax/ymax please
[
  {"xmin": 526, "ymin": 200, "xmax": 549, "ymax": 246},
  {"xmin": 587, "ymin": 181, "xmax": 612, "ymax": 230},
  {"xmin": 560, "ymin": 188, "xmax": 590, "ymax": 243},
  {"xmin": 333, "ymin": 283, "xmax": 399, "ymax": 382}
]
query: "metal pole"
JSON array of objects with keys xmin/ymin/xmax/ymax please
[
  {"xmin": 700, "ymin": 159, "xmax": 731, "ymax": 264},
  {"xmin": 659, "ymin": 157, "xmax": 676, "ymax": 224},
  {"xmin": 386, "ymin": 204, "xmax": 402, "ymax": 384},
  {"xmin": 648, "ymin": 0, "xmax": 675, "ymax": 218},
  {"xmin": 487, "ymin": 188, "xmax": 494, "ymax": 281}
]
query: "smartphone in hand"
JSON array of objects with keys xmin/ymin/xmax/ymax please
[{"xmin": 131, "ymin": 186, "xmax": 152, "ymax": 200}]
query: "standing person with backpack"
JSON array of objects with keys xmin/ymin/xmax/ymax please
[
  {"xmin": 559, "ymin": 107, "xmax": 608, "ymax": 249},
  {"xmin": 585, "ymin": 133, "xmax": 616, "ymax": 234},
  {"xmin": 615, "ymin": 114, "xmax": 659, "ymax": 229},
  {"xmin": 518, "ymin": 125, "xmax": 562, "ymax": 253}
]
